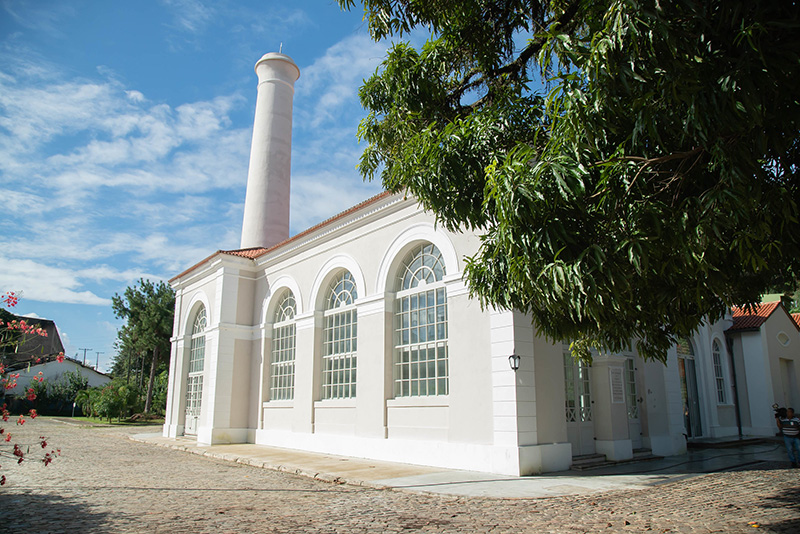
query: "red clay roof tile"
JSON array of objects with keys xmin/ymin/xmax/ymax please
[{"xmin": 729, "ymin": 301, "xmax": 781, "ymax": 331}]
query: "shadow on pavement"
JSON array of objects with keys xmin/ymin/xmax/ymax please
[
  {"xmin": 0, "ymin": 491, "xmax": 114, "ymax": 533},
  {"xmin": 758, "ymin": 483, "xmax": 800, "ymax": 533}
]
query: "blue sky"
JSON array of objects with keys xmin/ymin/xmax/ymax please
[{"xmin": 0, "ymin": 0, "xmax": 392, "ymax": 372}]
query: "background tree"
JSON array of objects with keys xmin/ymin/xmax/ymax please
[
  {"xmin": 112, "ymin": 280, "xmax": 174, "ymax": 413},
  {"xmin": 111, "ymin": 323, "xmax": 149, "ymax": 388},
  {"xmin": 339, "ymin": 0, "xmax": 800, "ymax": 361}
]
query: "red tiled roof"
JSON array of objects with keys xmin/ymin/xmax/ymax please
[
  {"xmin": 728, "ymin": 301, "xmax": 781, "ymax": 331},
  {"xmin": 792, "ymin": 313, "xmax": 800, "ymax": 329},
  {"xmin": 170, "ymin": 190, "xmax": 396, "ymax": 282},
  {"xmin": 222, "ymin": 247, "xmax": 269, "ymax": 259}
]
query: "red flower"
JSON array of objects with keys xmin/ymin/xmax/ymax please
[
  {"xmin": 4, "ymin": 434, "xmax": 11, "ymax": 442},
  {"xmin": 16, "ymin": 416, "xmax": 25, "ymax": 425},
  {"xmin": 26, "ymin": 388, "xmax": 36, "ymax": 401},
  {"xmin": 29, "ymin": 409, "xmax": 38, "ymax": 419}
]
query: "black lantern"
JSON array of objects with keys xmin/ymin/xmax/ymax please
[{"xmin": 508, "ymin": 354, "xmax": 521, "ymax": 371}]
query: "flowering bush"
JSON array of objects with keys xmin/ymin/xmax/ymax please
[{"xmin": 1, "ymin": 291, "xmax": 61, "ymax": 486}]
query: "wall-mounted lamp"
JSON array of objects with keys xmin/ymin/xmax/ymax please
[{"xmin": 508, "ymin": 354, "xmax": 521, "ymax": 372}]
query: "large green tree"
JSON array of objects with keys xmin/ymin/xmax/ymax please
[
  {"xmin": 339, "ymin": 0, "xmax": 800, "ymax": 361},
  {"xmin": 112, "ymin": 280, "xmax": 175, "ymax": 413}
]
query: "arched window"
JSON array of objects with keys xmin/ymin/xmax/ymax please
[
  {"xmin": 189, "ymin": 306, "xmax": 206, "ymax": 374},
  {"xmin": 270, "ymin": 291, "xmax": 296, "ymax": 401},
  {"xmin": 712, "ymin": 340, "xmax": 726, "ymax": 404},
  {"xmin": 394, "ymin": 243, "xmax": 448, "ymax": 397},
  {"xmin": 185, "ymin": 305, "xmax": 206, "ymax": 435},
  {"xmin": 322, "ymin": 271, "xmax": 357, "ymax": 399}
]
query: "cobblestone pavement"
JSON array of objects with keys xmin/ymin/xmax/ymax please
[{"xmin": 1, "ymin": 418, "xmax": 799, "ymax": 533}]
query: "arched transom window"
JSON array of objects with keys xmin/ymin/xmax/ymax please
[
  {"xmin": 322, "ymin": 271, "xmax": 358, "ymax": 399},
  {"xmin": 189, "ymin": 306, "xmax": 207, "ymax": 373},
  {"xmin": 395, "ymin": 243, "xmax": 448, "ymax": 397},
  {"xmin": 270, "ymin": 291, "xmax": 296, "ymax": 401}
]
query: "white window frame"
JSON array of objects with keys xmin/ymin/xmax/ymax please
[
  {"xmin": 564, "ymin": 347, "xmax": 592, "ymax": 422},
  {"xmin": 185, "ymin": 306, "xmax": 206, "ymax": 433},
  {"xmin": 270, "ymin": 291, "xmax": 296, "ymax": 401},
  {"xmin": 712, "ymin": 339, "xmax": 726, "ymax": 404},
  {"xmin": 322, "ymin": 271, "xmax": 358, "ymax": 400},
  {"xmin": 624, "ymin": 357, "xmax": 638, "ymax": 419},
  {"xmin": 394, "ymin": 243, "xmax": 448, "ymax": 397}
]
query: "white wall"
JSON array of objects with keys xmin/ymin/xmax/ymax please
[{"xmin": 8, "ymin": 359, "xmax": 111, "ymax": 393}]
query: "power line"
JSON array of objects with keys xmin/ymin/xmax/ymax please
[
  {"xmin": 78, "ymin": 348, "xmax": 92, "ymax": 365},
  {"xmin": 95, "ymin": 351, "xmax": 105, "ymax": 370}
]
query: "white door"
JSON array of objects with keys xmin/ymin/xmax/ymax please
[
  {"xmin": 184, "ymin": 375, "xmax": 202, "ymax": 435},
  {"xmin": 625, "ymin": 357, "xmax": 643, "ymax": 449},
  {"xmin": 564, "ymin": 351, "xmax": 595, "ymax": 456}
]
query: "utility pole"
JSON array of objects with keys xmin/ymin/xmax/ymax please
[
  {"xmin": 79, "ymin": 348, "xmax": 92, "ymax": 365},
  {"xmin": 95, "ymin": 351, "xmax": 104, "ymax": 371}
]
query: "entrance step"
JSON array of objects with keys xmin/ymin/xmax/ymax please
[
  {"xmin": 571, "ymin": 449, "xmax": 663, "ymax": 471},
  {"xmin": 571, "ymin": 453, "xmax": 609, "ymax": 470}
]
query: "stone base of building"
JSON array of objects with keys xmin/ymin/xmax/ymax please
[{"xmin": 252, "ymin": 429, "xmax": 572, "ymax": 476}]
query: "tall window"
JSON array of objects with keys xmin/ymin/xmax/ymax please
[
  {"xmin": 189, "ymin": 307, "xmax": 207, "ymax": 373},
  {"xmin": 625, "ymin": 358, "xmax": 638, "ymax": 419},
  {"xmin": 564, "ymin": 347, "xmax": 592, "ymax": 422},
  {"xmin": 712, "ymin": 340, "xmax": 726, "ymax": 404},
  {"xmin": 270, "ymin": 291, "xmax": 296, "ymax": 401},
  {"xmin": 185, "ymin": 306, "xmax": 206, "ymax": 435},
  {"xmin": 395, "ymin": 243, "xmax": 448, "ymax": 397},
  {"xmin": 322, "ymin": 271, "xmax": 358, "ymax": 399}
]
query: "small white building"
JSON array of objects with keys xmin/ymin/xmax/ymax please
[
  {"xmin": 726, "ymin": 301, "xmax": 800, "ymax": 435},
  {"xmin": 9, "ymin": 357, "xmax": 111, "ymax": 394},
  {"xmin": 162, "ymin": 52, "xmax": 800, "ymax": 475}
]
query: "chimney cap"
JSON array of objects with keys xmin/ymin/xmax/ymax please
[{"xmin": 255, "ymin": 52, "xmax": 300, "ymax": 78}]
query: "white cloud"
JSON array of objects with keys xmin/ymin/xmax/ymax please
[
  {"xmin": 290, "ymin": 171, "xmax": 382, "ymax": 232},
  {"xmin": 160, "ymin": 0, "xmax": 215, "ymax": 34},
  {"xmin": 1, "ymin": 1, "xmax": 76, "ymax": 36},
  {"xmin": 57, "ymin": 328, "xmax": 73, "ymax": 354},
  {"xmin": 0, "ymin": 257, "xmax": 111, "ymax": 306},
  {"xmin": 297, "ymin": 33, "xmax": 386, "ymax": 129},
  {"xmin": 0, "ymin": 26, "xmax": 391, "ymax": 313}
]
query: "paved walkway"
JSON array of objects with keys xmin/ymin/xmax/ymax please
[
  {"xmin": 0, "ymin": 418, "xmax": 798, "ymax": 533},
  {"xmin": 131, "ymin": 429, "xmax": 790, "ymax": 499}
]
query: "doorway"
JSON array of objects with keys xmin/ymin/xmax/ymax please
[
  {"xmin": 184, "ymin": 375, "xmax": 203, "ymax": 435},
  {"xmin": 677, "ymin": 339, "xmax": 702, "ymax": 438},
  {"xmin": 184, "ymin": 306, "xmax": 207, "ymax": 436},
  {"xmin": 625, "ymin": 357, "xmax": 643, "ymax": 449},
  {"xmin": 564, "ymin": 350, "xmax": 595, "ymax": 456}
]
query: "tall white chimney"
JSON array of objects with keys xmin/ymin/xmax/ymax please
[{"xmin": 240, "ymin": 52, "xmax": 300, "ymax": 249}]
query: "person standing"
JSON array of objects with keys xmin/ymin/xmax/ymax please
[{"xmin": 777, "ymin": 407, "xmax": 800, "ymax": 467}]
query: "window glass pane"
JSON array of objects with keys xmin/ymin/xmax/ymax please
[{"xmin": 393, "ymin": 244, "xmax": 448, "ymax": 397}]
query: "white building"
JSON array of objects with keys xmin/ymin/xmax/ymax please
[
  {"xmin": 163, "ymin": 52, "xmax": 800, "ymax": 475},
  {"xmin": 10, "ymin": 357, "xmax": 111, "ymax": 393}
]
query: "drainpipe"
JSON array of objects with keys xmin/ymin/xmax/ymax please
[{"xmin": 725, "ymin": 332, "xmax": 743, "ymax": 438}]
